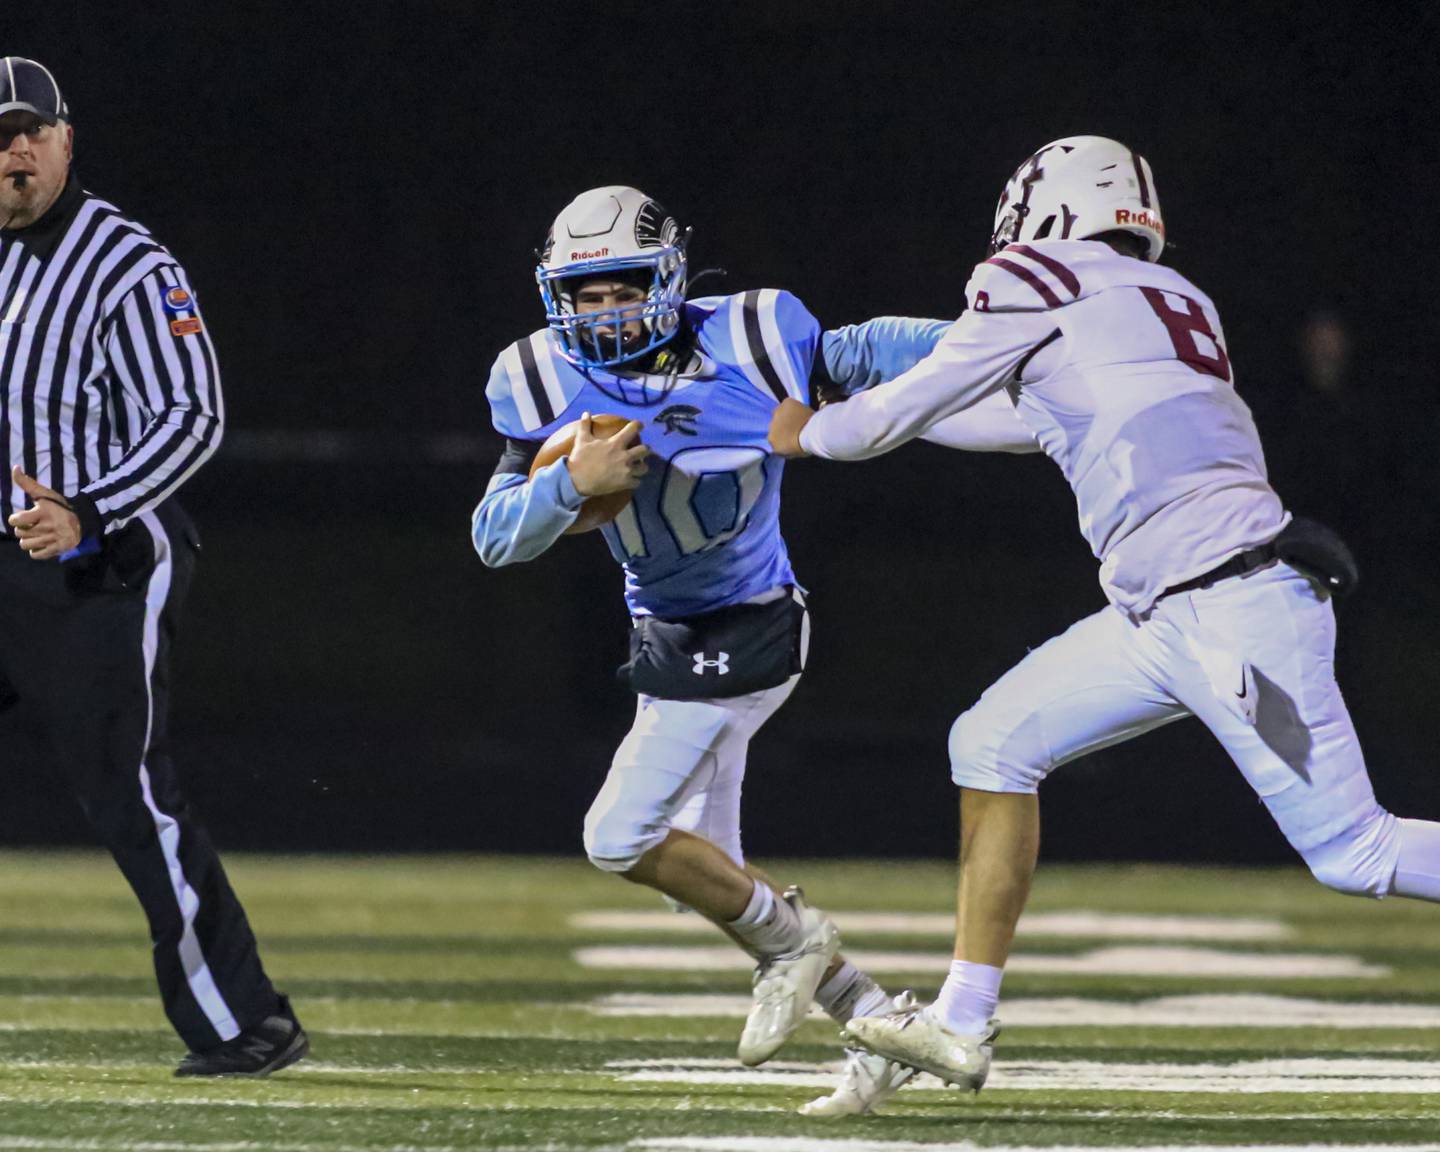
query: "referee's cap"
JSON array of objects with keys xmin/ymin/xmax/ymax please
[{"xmin": 0, "ymin": 57, "xmax": 69, "ymax": 124}]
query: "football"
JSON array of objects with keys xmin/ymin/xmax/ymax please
[{"xmin": 529, "ymin": 413, "xmax": 638, "ymax": 534}]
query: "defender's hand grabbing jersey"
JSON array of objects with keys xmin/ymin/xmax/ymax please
[
  {"xmin": 479, "ymin": 290, "xmax": 863, "ymax": 617},
  {"xmin": 801, "ymin": 239, "xmax": 1287, "ymax": 617}
]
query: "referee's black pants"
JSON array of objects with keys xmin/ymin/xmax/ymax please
[{"xmin": 0, "ymin": 501, "xmax": 279, "ymax": 1051}]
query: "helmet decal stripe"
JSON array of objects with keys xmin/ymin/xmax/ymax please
[
  {"xmin": 739, "ymin": 290, "xmax": 790, "ymax": 403},
  {"xmin": 1131, "ymin": 152, "xmax": 1152, "ymax": 208},
  {"xmin": 1007, "ymin": 245, "xmax": 1081, "ymax": 297},
  {"xmin": 983, "ymin": 257, "xmax": 1064, "ymax": 309},
  {"xmin": 516, "ymin": 333, "xmax": 557, "ymax": 428}
]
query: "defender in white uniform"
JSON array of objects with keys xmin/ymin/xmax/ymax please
[{"xmin": 769, "ymin": 136, "xmax": 1440, "ymax": 1094}]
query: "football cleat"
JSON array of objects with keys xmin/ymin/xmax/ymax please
[
  {"xmin": 799, "ymin": 1046, "xmax": 918, "ymax": 1117},
  {"xmin": 799, "ymin": 993, "xmax": 920, "ymax": 1117},
  {"xmin": 843, "ymin": 998, "xmax": 999, "ymax": 1092},
  {"xmin": 174, "ymin": 995, "xmax": 309, "ymax": 1078},
  {"xmin": 737, "ymin": 886, "xmax": 840, "ymax": 1067}
]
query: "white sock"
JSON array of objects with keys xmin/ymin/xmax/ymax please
[
  {"xmin": 815, "ymin": 960, "xmax": 891, "ymax": 1024},
  {"xmin": 1391, "ymin": 818, "xmax": 1440, "ymax": 901},
  {"xmin": 728, "ymin": 882, "xmax": 803, "ymax": 956},
  {"xmin": 933, "ymin": 959, "xmax": 1004, "ymax": 1035}
]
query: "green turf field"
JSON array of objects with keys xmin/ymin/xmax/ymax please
[{"xmin": 2, "ymin": 851, "xmax": 1439, "ymax": 1151}]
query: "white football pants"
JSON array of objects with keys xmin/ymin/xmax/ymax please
[
  {"xmin": 950, "ymin": 560, "xmax": 1440, "ymax": 899},
  {"xmin": 583, "ymin": 675, "xmax": 798, "ymax": 873}
]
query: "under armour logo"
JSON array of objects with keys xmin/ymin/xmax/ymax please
[
  {"xmin": 655, "ymin": 404, "xmax": 701, "ymax": 436},
  {"xmin": 692, "ymin": 651, "xmax": 730, "ymax": 675}
]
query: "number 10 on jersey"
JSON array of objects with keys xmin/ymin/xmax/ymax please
[{"xmin": 609, "ymin": 446, "xmax": 768, "ymax": 559}]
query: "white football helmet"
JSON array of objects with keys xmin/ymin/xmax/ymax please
[
  {"xmin": 989, "ymin": 136, "xmax": 1164, "ymax": 261},
  {"xmin": 536, "ymin": 185, "xmax": 689, "ymax": 370}
]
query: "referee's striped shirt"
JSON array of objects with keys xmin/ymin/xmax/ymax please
[{"xmin": 0, "ymin": 172, "xmax": 222, "ymax": 539}]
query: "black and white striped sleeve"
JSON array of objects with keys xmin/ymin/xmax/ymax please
[{"xmin": 77, "ymin": 265, "xmax": 224, "ymax": 533}]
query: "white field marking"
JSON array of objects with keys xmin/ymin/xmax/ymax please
[
  {"xmin": 632, "ymin": 1142, "xmax": 1440, "ymax": 1152},
  {"xmin": 572, "ymin": 909, "xmax": 1292, "ymax": 941},
  {"xmin": 591, "ymin": 994, "xmax": 831, "ymax": 1021},
  {"xmin": 613, "ymin": 1055, "xmax": 1440, "ymax": 1095},
  {"xmin": 0, "ymin": 1058, "xmax": 603, "ymax": 1077},
  {"xmin": 0, "ymin": 1017, "xmax": 573, "ymax": 1040},
  {"xmin": 588, "ymin": 991, "xmax": 1440, "ymax": 1029},
  {"xmin": 0, "ymin": 1141, "xmax": 351, "ymax": 1152},
  {"xmin": 0, "ymin": 1058, "xmax": 405, "ymax": 1074},
  {"xmin": 0, "ymin": 1094, "xmax": 345, "ymax": 1112},
  {"xmin": 573, "ymin": 945, "xmax": 1386, "ymax": 979},
  {"xmin": 8, "ymin": 994, "xmax": 156, "ymax": 1005},
  {"xmin": 0, "ymin": 1141, "xmax": 522, "ymax": 1152}
]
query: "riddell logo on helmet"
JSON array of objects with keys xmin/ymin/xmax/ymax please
[
  {"xmin": 1115, "ymin": 209, "xmax": 1164, "ymax": 236},
  {"xmin": 569, "ymin": 247, "xmax": 611, "ymax": 260}
]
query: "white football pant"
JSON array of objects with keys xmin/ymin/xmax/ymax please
[
  {"xmin": 583, "ymin": 676, "xmax": 798, "ymax": 873},
  {"xmin": 950, "ymin": 561, "xmax": 1440, "ymax": 899}
]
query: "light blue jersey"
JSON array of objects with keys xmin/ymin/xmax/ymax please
[{"xmin": 473, "ymin": 291, "xmax": 944, "ymax": 617}]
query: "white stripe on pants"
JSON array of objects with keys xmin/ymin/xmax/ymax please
[{"xmin": 136, "ymin": 510, "xmax": 240, "ymax": 1040}]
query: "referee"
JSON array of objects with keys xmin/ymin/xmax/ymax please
[{"xmin": 0, "ymin": 58, "xmax": 306, "ymax": 1076}]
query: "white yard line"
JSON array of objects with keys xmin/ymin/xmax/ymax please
[
  {"xmin": 574, "ymin": 945, "xmax": 1386, "ymax": 979},
  {"xmin": 0, "ymin": 1059, "xmax": 577, "ymax": 1077},
  {"xmin": 573, "ymin": 910, "xmax": 1291, "ymax": 941},
  {"xmin": 0, "ymin": 1095, "xmax": 339, "ymax": 1112},
  {"xmin": 588, "ymin": 991, "xmax": 1440, "ymax": 1028},
  {"xmin": 633, "ymin": 1141, "xmax": 1440, "ymax": 1152},
  {"xmin": 0, "ymin": 1141, "xmax": 535, "ymax": 1152},
  {"xmin": 612, "ymin": 1055, "xmax": 1440, "ymax": 1095},
  {"xmin": 0, "ymin": 1141, "xmax": 353, "ymax": 1152}
]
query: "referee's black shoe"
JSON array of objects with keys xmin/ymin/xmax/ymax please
[{"xmin": 174, "ymin": 995, "xmax": 309, "ymax": 1077}]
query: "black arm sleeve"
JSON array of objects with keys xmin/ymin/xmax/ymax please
[
  {"xmin": 808, "ymin": 344, "xmax": 847, "ymax": 408},
  {"xmin": 491, "ymin": 437, "xmax": 541, "ymax": 479}
]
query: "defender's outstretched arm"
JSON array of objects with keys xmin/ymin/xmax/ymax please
[{"xmin": 785, "ymin": 310, "xmax": 1052, "ymax": 460}]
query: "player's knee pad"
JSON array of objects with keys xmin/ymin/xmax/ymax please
[
  {"xmin": 948, "ymin": 708, "xmax": 1045, "ymax": 794},
  {"xmin": 583, "ymin": 699, "xmax": 733, "ymax": 873},
  {"xmin": 1299, "ymin": 806, "xmax": 1400, "ymax": 898},
  {"xmin": 581, "ymin": 806, "xmax": 665, "ymax": 874}
]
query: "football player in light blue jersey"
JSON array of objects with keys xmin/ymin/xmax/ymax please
[{"xmin": 472, "ymin": 186, "xmax": 979, "ymax": 1114}]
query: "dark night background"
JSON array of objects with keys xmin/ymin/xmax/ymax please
[{"xmin": 3, "ymin": 4, "xmax": 1438, "ymax": 865}]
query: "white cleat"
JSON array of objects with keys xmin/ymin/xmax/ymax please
[
  {"xmin": 799, "ymin": 991, "xmax": 920, "ymax": 1117},
  {"xmin": 737, "ymin": 887, "xmax": 841, "ymax": 1067},
  {"xmin": 843, "ymin": 998, "xmax": 999, "ymax": 1092},
  {"xmin": 798, "ymin": 1047, "xmax": 917, "ymax": 1117}
]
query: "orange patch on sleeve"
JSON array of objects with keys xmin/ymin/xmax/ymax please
[{"xmin": 170, "ymin": 317, "xmax": 203, "ymax": 337}]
